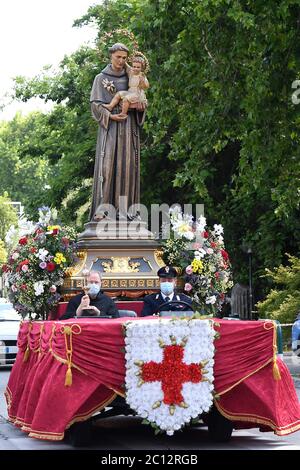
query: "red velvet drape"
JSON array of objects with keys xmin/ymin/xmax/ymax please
[{"xmin": 5, "ymin": 318, "xmax": 300, "ymax": 440}]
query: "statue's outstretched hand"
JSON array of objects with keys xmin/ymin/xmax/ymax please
[{"xmin": 110, "ymin": 114, "xmax": 128, "ymax": 121}]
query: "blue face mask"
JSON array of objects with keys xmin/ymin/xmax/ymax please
[
  {"xmin": 160, "ymin": 282, "xmax": 174, "ymax": 296},
  {"xmin": 88, "ymin": 283, "xmax": 100, "ymax": 297}
]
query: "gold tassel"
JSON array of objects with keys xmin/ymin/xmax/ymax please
[
  {"xmin": 65, "ymin": 366, "xmax": 72, "ymax": 386},
  {"xmin": 272, "ymin": 322, "xmax": 281, "ymax": 380},
  {"xmin": 23, "ymin": 346, "xmax": 30, "ymax": 363},
  {"xmin": 273, "ymin": 359, "xmax": 281, "ymax": 381}
]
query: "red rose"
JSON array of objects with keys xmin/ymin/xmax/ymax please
[
  {"xmin": 19, "ymin": 237, "xmax": 28, "ymax": 245},
  {"xmin": 203, "ymin": 231, "xmax": 209, "ymax": 238},
  {"xmin": 214, "ymin": 272, "xmax": 220, "ymax": 279},
  {"xmin": 211, "ymin": 242, "xmax": 217, "ymax": 248},
  {"xmin": 46, "ymin": 262, "xmax": 56, "ymax": 272},
  {"xmin": 1, "ymin": 264, "xmax": 9, "ymax": 272},
  {"xmin": 221, "ymin": 249, "xmax": 229, "ymax": 261},
  {"xmin": 52, "ymin": 229, "xmax": 59, "ymax": 235},
  {"xmin": 21, "ymin": 284, "xmax": 27, "ymax": 290}
]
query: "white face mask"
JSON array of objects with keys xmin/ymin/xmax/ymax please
[
  {"xmin": 87, "ymin": 282, "xmax": 100, "ymax": 297},
  {"xmin": 160, "ymin": 281, "xmax": 174, "ymax": 296}
]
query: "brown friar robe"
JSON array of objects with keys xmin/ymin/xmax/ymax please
[{"xmin": 89, "ymin": 64, "xmax": 146, "ymax": 220}]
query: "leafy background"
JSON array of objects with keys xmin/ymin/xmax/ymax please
[{"xmin": 1, "ymin": 0, "xmax": 300, "ymax": 320}]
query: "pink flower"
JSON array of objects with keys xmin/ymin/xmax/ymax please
[
  {"xmin": 185, "ymin": 265, "xmax": 193, "ymax": 275},
  {"xmin": 21, "ymin": 264, "xmax": 29, "ymax": 272},
  {"xmin": 184, "ymin": 283, "xmax": 193, "ymax": 292},
  {"xmin": 39, "ymin": 262, "xmax": 47, "ymax": 270},
  {"xmin": 49, "ymin": 285, "xmax": 57, "ymax": 293},
  {"xmin": 11, "ymin": 285, "xmax": 17, "ymax": 292},
  {"xmin": 61, "ymin": 237, "xmax": 70, "ymax": 246},
  {"xmin": 193, "ymin": 243, "xmax": 201, "ymax": 250}
]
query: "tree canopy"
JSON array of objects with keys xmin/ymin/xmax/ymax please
[
  {"xmin": 0, "ymin": 193, "xmax": 18, "ymax": 264},
  {"xmin": 1, "ymin": 0, "xmax": 300, "ymax": 303}
]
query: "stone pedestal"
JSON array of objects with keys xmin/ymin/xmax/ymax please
[{"xmin": 62, "ymin": 220, "xmax": 164, "ymax": 300}]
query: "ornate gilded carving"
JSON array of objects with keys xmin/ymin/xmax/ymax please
[
  {"xmin": 154, "ymin": 249, "xmax": 165, "ymax": 268},
  {"xmin": 101, "ymin": 257, "xmax": 140, "ymax": 273},
  {"xmin": 65, "ymin": 251, "xmax": 87, "ymax": 277}
]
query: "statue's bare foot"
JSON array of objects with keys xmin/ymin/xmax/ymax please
[{"xmin": 94, "ymin": 211, "xmax": 108, "ymax": 221}]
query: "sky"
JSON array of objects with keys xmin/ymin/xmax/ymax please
[{"xmin": 0, "ymin": 0, "xmax": 98, "ymax": 120}]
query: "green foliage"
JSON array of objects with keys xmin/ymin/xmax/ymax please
[
  {"xmin": 0, "ymin": 114, "xmax": 56, "ymax": 218},
  {"xmin": 257, "ymin": 255, "xmax": 300, "ymax": 323},
  {"xmin": 1, "ymin": 0, "xmax": 299, "ymax": 301},
  {"xmin": 0, "ymin": 240, "xmax": 7, "ymax": 265},
  {"xmin": 0, "ymin": 194, "xmax": 18, "ymax": 244}
]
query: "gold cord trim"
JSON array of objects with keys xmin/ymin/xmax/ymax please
[
  {"xmin": 65, "ymin": 392, "xmax": 117, "ymax": 430},
  {"xmin": 33, "ymin": 322, "xmax": 45, "ymax": 354},
  {"xmin": 215, "ymin": 400, "xmax": 300, "ymax": 435},
  {"xmin": 60, "ymin": 324, "xmax": 82, "ymax": 386},
  {"xmin": 23, "ymin": 392, "xmax": 117, "ymax": 441},
  {"xmin": 48, "ymin": 324, "xmax": 56, "ymax": 353},
  {"xmin": 216, "ymin": 357, "xmax": 273, "ymax": 396},
  {"xmin": 50, "ymin": 350, "xmax": 87, "ymax": 376},
  {"xmin": 23, "ymin": 321, "xmax": 33, "ymax": 362},
  {"xmin": 272, "ymin": 322, "xmax": 281, "ymax": 380},
  {"xmin": 28, "ymin": 432, "xmax": 64, "ymax": 441},
  {"xmin": 263, "ymin": 320, "xmax": 281, "ymax": 380}
]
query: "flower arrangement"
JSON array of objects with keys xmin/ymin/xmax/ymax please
[
  {"xmin": 2, "ymin": 207, "xmax": 77, "ymax": 320},
  {"xmin": 125, "ymin": 318, "xmax": 216, "ymax": 435},
  {"xmin": 161, "ymin": 207, "xmax": 233, "ymax": 315}
]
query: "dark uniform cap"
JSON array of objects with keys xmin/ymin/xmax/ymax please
[{"xmin": 157, "ymin": 266, "xmax": 177, "ymax": 278}]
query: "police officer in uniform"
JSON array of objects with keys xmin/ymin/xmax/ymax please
[{"xmin": 141, "ymin": 266, "xmax": 193, "ymax": 316}]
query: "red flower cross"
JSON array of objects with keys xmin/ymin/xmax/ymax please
[{"xmin": 142, "ymin": 345, "xmax": 203, "ymax": 405}]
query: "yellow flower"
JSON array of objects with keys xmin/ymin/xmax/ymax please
[
  {"xmin": 47, "ymin": 225, "xmax": 61, "ymax": 231},
  {"xmin": 191, "ymin": 259, "xmax": 203, "ymax": 274},
  {"xmin": 54, "ymin": 252, "xmax": 66, "ymax": 265},
  {"xmin": 177, "ymin": 223, "xmax": 190, "ymax": 233}
]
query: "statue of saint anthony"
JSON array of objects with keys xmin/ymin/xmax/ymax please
[{"xmin": 89, "ymin": 43, "xmax": 147, "ymax": 221}]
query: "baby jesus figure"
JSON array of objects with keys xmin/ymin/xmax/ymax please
[{"xmin": 103, "ymin": 55, "xmax": 149, "ymax": 117}]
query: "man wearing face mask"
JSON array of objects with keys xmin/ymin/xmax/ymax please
[
  {"xmin": 141, "ymin": 266, "xmax": 192, "ymax": 316},
  {"xmin": 61, "ymin": 271, "xmax": 119, "ymax": 319}
]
